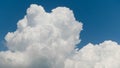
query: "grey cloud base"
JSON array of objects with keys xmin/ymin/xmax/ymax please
[{"xmin": 0, "ymin": 4, "xmax": 120, "ymax": 68}]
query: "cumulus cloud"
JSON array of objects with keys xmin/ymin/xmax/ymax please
[
  {"xmin": 65, "ymin": 40, "xmax": 120, "ymax": 68},
  {"xmin": 1, "ymin": 4, "xmax": 82, "ymax": 68},
  {"xmin": 0, "ymin": 4, "xmax": 120, "ymax": 68}
]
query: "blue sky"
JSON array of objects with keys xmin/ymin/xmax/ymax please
[{"xmin": 0, "ymin": 0, "xmax": 120, "ymax": 50}]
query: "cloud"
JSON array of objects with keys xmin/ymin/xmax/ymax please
[
  {"xmin": 0, "ymin": 4, "xmax": 82, "ymax": 68},
  {"xmin": 65, "ymin": 40, "xmax": 120, "ymax": 68},
  {"xmin": 0, "ymin": 4, "xmax": 120, "ymax": 68}
]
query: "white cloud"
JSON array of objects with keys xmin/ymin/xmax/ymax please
[
  {"xmin": 1, "ymin": 4, "xmax": 82, "ymax": 68},
  {"xmin": 65, "ymin": 40, "xmax": 120, "ymax": 68},
  {"xmin": 0, "ymin": 4, "xmax": 120, "ymax": 68}
]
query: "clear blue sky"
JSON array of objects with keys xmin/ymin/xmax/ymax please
[{"xmin": 0, "ymin": 0, "xmax": 120, "ymax": 50}]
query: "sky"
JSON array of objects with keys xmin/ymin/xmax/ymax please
[
  {"xmin": 0, "ymin": 0, "xmax": 120, "ymax": 50},
  {"xmin": 0, "ymin": 0, "xmax": 120, "ymax": 68}
]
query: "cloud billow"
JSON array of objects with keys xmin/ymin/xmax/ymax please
[{"xmin": 0, "ymin": 4, "xmax": 120, "ymax": 68}]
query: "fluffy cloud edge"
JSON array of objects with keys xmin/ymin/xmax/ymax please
[{"xmin": 0, "ymin": 4, "xmax": 120, "ymax": 68}]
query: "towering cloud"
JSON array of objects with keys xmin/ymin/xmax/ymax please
[
  {"xmin": 0, "ymin": 4, "xmax": 82, "ymax": 68},
  {"xmin": 0, "ymin": 4, "xmax": 120, "ymax": 68}
]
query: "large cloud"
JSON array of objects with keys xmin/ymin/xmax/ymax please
[
  {"xmin": 0, "ymin": 4, "xmax": 120, "ymax": 68},
  {"xmin": 1, "ymin": 4, "xmax": 82, "ymax": 68}
]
